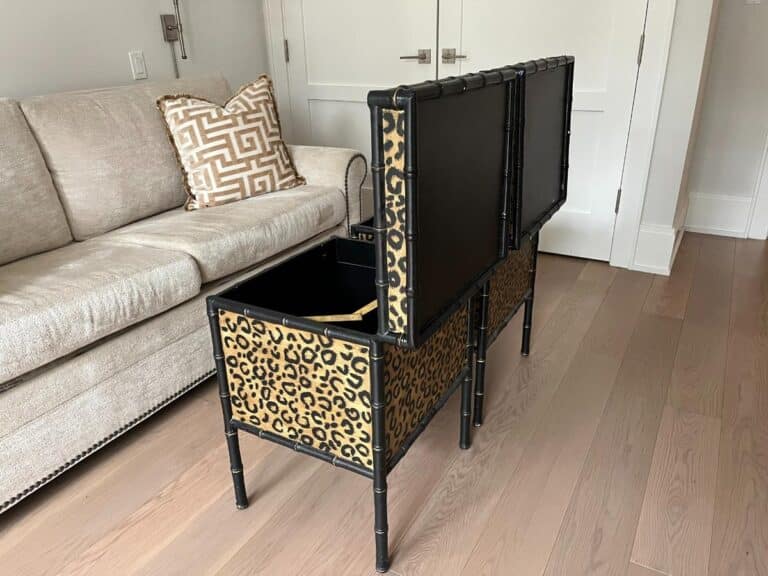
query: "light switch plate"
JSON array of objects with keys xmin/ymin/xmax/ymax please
[{"xmin": 128, "ymin": 50, "xmax": 148, "ymax": 80}]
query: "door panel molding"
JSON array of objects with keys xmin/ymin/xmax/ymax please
[{"xmin": 266, "ymin": 0, "xmax": 679, "ymax": 265}]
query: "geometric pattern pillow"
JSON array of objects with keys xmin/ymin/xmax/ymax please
[{"xmin": 157, "ymin": 75, "xmax": 305, "ymax": 210}]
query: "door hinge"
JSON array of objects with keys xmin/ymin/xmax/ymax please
[
  {"xmin": 283, "ymin": 39, "xmax": 290, "ymax": 63},
  {"xmin": 615, "ymin": 188, "xmax": 622, "ymax": 214},
  {"xmin": 637, "ymin": 33, "xmax": 645, "ymax": 66}
]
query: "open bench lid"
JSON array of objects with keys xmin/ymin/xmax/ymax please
[
  {"xmin": 368, "ymin": 68, "xmax": 516, "ymax": 347},
  {"xmin": 368, "ymin": 56, "xmax": 574, "ymax": 348},
  {"xmin": 505, "ymin": 56, "xmax": 575, "ymax": 250}
]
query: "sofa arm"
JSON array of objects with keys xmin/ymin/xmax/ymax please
[{"xmin": 288, "ymin": 145, "xmax": 370, "ymax": 229}]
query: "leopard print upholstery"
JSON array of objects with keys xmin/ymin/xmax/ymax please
[
  {"xmin": 383, "ymin": 305, "xmax": 468, "ymax": 464},
  {"xmin": 217, "ymin": 301, "xmax": 470, "ymax": 472},
  {"xmin": 487, "ymin": 240, "xmax": 535, "ymax": 339},
  {"xmin": 382, "ymin": 108, "xmax": 408, "ymax": 334},
  {"xmin": 218, "ymin": 310, "xmax": 374, "ymax": 470}
]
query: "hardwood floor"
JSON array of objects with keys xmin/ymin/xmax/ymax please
[
  {"xmin": 1, "ymin": 233, "xmax": 766, "ymax": 576},
  {"xmin": 630, "ymin": 405, "xmax": 721, "ymax": 575}
]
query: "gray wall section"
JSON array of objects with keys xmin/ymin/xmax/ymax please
[
  {"xmin": 640, "ymin": 0, "xmax": 719, "ymax": 229},
  {"xmin": 0, "ymin": 0, "xmax": 269, "ymax": 98},
  {"xmin": 685, "ymin": 0, "xmax": 768, "ymax": 215}
]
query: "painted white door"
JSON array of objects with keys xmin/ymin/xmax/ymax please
[
  {"xmin": 438, "ymin": 0, "xmax": 648, "ymax": 259},
  {"xmin": 280, "ymin": 0, "xmax": 647, "ymax": 260},
  {"xmin": 281, "ymin": 0, "xmax": 437, "ymax": 158}
]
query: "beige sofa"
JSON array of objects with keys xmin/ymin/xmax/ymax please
[{"xmin": 0, "ymin": 76, "xmax": 368, "ymax": 512}]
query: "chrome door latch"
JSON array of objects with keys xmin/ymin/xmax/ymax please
[
  {"xmin": 442, "ymin": 48, "xmax": 468, "ymax": 64},
  {"xmin": 400, "ymin": 49, "xmax": 431, "ymax": 64}
]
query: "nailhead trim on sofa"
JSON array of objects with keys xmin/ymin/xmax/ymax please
[{"xmin": 0, "ymin": 370, "xmax": 215, "ymax": 514}]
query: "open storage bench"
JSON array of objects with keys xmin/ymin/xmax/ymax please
[
  {"xmin": 209, "ymin": 237, "xmax": 473, "ymax": 476},
  {"xmin": 207, "ymin": 56, "xmax": 574, "ymax": 573}
]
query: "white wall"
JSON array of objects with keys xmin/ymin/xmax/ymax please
[
  {"xmin": 0, "ymin": 0, "xmax": 269, "ymax": 98},
  {"xmin": 631, "ymin": 0, "xmax": 719, "ymax": 274},
  {"xmin": 684, "ymin": 0, "xmax": 768, "ymax": 239},
  {"xmin": 640, "ymin": 0, "xmax": 718, "ymax": 227}
]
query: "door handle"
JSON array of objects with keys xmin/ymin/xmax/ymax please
[
  {"xmin": 442, "ymin": 48, "xmax": 467, "ymax": 64},
  {"xmin": 400, "ymin": 49, "xmax": 431, "ymax": 64}
]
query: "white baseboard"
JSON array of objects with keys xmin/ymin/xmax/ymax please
[
  {"xmin": 685, "ymin": 192, "xmax": 752, "ymax": 238},
  {"xmin": 632, "ymin": 223, "xmax": 679, "ymax": 276},
  {"xmin": 749, "ymin": 188, "xmax": 768, "ymax": 239}
]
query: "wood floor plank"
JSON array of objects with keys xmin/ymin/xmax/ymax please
[
  {"xmin": 56, "ymin": 435, "xmax": 277, "ymax": 576},
  {"xmin": 643, "ymin": 232, "xmax": 701, "ymax": 320},
  {"xmin": 708, "ymin": 423, "xmax": 768, "ymax": 576},
  {"xmin": 720, "ymin": 239, "xmax": 768, "ymax": 426},
  {"xmin": 460, "ymin": 273, "xmax": 656, "ymax": 576},
  {"xmin": 214, "ymin": 464, "xmax": 369, "ymax": 576},
  {"xmin": 387, "ymin": 262, "xmax": 619, "ymax": 576},
  {"xmin": 627, "ymin": 562, "xmax": 667, "ymax": 576},
  {"xmin": 0, "ymin": 384, "xmax": 223, "ymax": 576},
  {"xmin": 708, "ymin": 239, "xmax": 768, "ymax": 576},
  {"xmin": 667, "ymin": 235, "xmax": 735, "ymax": 417},
  {"xmin": 302, "ymin": 393, "xmax": 461, "ymax": 576},
  {"xmin": 631, "ymin": 405, "xmax": 721, "ymax": 576},
  {"xmin": 542, "ymin": 313, "xmax": 682, "ymax": 576},
  {"xmin": 133, "ymin": 444, "xmax": 321, "ymax": 575},
  {"xmin": 484, "ymin": 254, "xmax": 587, "ymax": 389}
]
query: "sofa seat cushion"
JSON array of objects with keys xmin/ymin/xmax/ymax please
[
  {"xmin": 0, "ymin": 240, "xmax": 201, "ymax": 384},
  {"xmin": 104, "ymin": 185, "xmax": 346, "ymax": 283}
]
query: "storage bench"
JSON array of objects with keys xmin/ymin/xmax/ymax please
[
  {"xmin": 209, "ymin": 237, "xmax": 473, "ymax": 475},
  {"xmin": 208, "ymin": 237, "xmax": 476, "ymax": 572},
  {"xmin": 207, "ymin": 56, "xmax": 573, "ymax": 573}
]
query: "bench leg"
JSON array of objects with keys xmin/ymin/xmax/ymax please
[
  {"xmin": 219, "ymin": 383, "xmax": 248, "ymax": 509},
  {"xmin": 373, "ymin": 475, "xmax": 389, "ymax": 572},
  {"xmin": 225, "ymin": 424, "xmax": 249, "ymax": 509},
  {"xmin": 521, "ymin": 295, "xmax": 534, "ymax": 357},
  {"xmin": 371, "ymin": 341, "xmax": 389, "ymax": 572},
  {"xmin": 460, "ymin": 296, "xmax": 476, "ymax": 449},
  {"xmin": 521, "ymin": 234, "xmax": 540, "ymax": 357},
  {"xmin": 209, "ymin": 303, "xmax": 249, "ymax": 510},
  {"xmin": 473, "ymin": 283, "xmax": 490, "ymax": 428}
]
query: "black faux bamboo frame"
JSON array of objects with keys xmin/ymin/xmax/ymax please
[
  {"xmin": 507, "ymin": 57, "xmax": 575, "ymax": 250},
  {"xmin": 207, "ymin": 291, "xmax": 478, "ymax": 573},
  {"xmin": 206, "ymin": 55, "xmax": 574, "ymax": 574},
  {"xmin": 368, "ymin": 68, "xmax": 516, "ymax": 350}
]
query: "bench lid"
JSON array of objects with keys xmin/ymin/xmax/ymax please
[{"xmin": 367, "ymin": 56, "xmax": 574, "ymax": 347}]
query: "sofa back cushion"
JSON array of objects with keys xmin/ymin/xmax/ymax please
[
  {"xmin": 0, "ymin": 99, "xmax": 72, "ymax": 265},
  {"xmin": 20, "ymin": 76, "xmax": 231, "ymax": 240}
]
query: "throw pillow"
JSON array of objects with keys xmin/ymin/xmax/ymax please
[{"xmin": 157, "ymin": 75, "xmax": 304, "ymax": 210}]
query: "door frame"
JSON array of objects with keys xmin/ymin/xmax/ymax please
[
  {"xmin": 263, "ymin": 0, "xmax": 679, "ymax": 269},
  {"xmin": 611, "ymin": 0, "xmax": 679, "ymax": 269},
  {"xmin": 746, "ymin": 132, "xmax": 768, "ymax": 239},
  {"xmin": 263, "ymin": 0, "xmax": 295, "ymax": 141}
]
